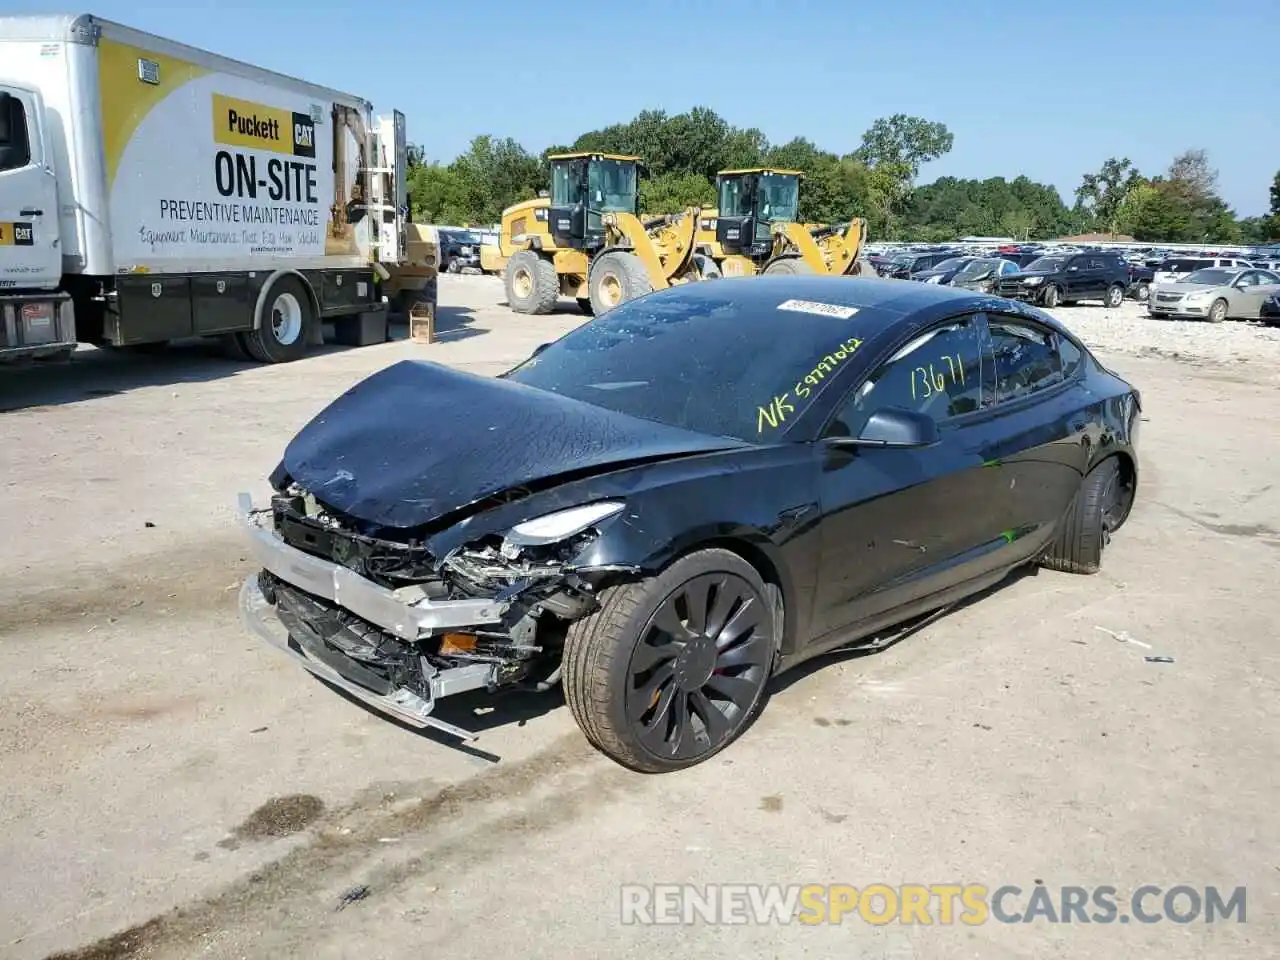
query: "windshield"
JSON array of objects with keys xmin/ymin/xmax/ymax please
[
  {"xmin": 756, "ymin": 174, "xmax": 799, "ymax": 222},
  {"xmin": 587, "ymin": 159, "xmax": 636, "ymax": 213},
  {"xmin": 955, "ymin": 258, "xmax": 1000, "ymax": 281},
  {"xmin": 1182, "ymin": 269, "xmax": 1235, "ymax": 285},
  {"xmin": 932, "ymin": 257, "xmax": 969, "ymax": 272},
  {"xmin": 1024, "ymin": 256, "xmax": 1066, "ymax": 273},
  {"xmin": 505, "ymin": 290, "xmax": 868, "ymax": 442}
]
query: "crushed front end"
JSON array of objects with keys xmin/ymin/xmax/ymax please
[{"xmin": 237, "ymin": 489, "xmax": 611, "ymax": 739}]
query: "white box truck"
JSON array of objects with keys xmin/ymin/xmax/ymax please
[{"xmin": 0, "ymin": 13, "xmax": 410, "ymax": 363}]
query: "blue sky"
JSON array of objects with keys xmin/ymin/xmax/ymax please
[{"xmin": 11, "ymin": 0, "xmax": 1278, "ymax": 214}]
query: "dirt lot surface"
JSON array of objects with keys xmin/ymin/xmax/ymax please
[{"xmin": 1, "ymin": 277, "xmax": 1276, "ymax": 959}]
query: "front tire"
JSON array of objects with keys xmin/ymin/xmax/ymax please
[
  {"xmin": 1207, "ymin": 298, "xmax": 1228, "ymax": 323},
  {"xmin": 243, "ymin": 276, "xmax": 313, "ymax": 363},
  {"xmin": 563, "ymin": 548, "xmax": 778, "ymax": 773},
  {"xmin": 504, "ymin": 250, "xmax": 559, "ymax": 315},
  {"xmin": 1041, "ymin": 285, "xmax": 1061, "ymax": 308},
  {"xmin": 588, "ymin": 250, "xmax": 652, "ymax": 315},
  {"xmin": 1041, "ymin": 458, "xmax": 1126, "ymax": 575}
]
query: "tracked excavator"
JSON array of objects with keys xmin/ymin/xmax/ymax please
[
  {"xmin": 695, "ymin": 168, "xmax": 876, "ymax": 278},
  {"xmin": 497, "ymin": 153, "xmax": 716, "ymax": 315}
]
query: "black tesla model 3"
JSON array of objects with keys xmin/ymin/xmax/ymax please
[{"xmin": 239, "ymin": 276, "xmax": 1140, "ymax": 773}]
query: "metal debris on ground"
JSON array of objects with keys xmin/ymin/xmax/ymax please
[
  {"xmin": 1094, "ymin": 626, "xmax": 1153, "ymax": 649},
  {"xmin": 337, "ymin": 885, "xmax": 370, "ymax": 910},
  {"xmin": 1144, "ymin": 656, "xmax": 1176, "ymax": 664}
]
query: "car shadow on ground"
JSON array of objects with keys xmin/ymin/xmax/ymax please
[
  {"xmin": 318, "ymin": 675, "xmax": 565, "ymax": 765},
  {"xmin": 499, "ymin": 298, "xmax": 590, "ymax": 317},
  {"xmin": 0, "ymin": 323, "xmax": 385, "ymax": 413},
  {"xmin": 323, "ymin": 566, "xmax": 1045, "ymax": 766}
]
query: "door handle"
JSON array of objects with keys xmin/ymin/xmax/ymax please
[{"xmin": 20, "ymin": 208, "xmax": 43, "ymax": 217}]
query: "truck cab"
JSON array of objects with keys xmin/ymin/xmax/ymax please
[
  {"xmin": 714, "ymin": 168, "xmax": 801, "ymax": 258},
  {"xmin": 0, "ymin": 84, "xmax": 76, "ymax": 359},
  {"xmin": 547, "ymin": 152, "xmax": 640, "ymax": 250}
]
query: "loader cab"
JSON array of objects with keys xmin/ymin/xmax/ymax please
[
  {"xmin": 547, "ymin": 152, "xmax": 639, "ymax": 249},
  {"xmin": 715, "ymin": 169, "xmax": 801, "ymax": 257}
]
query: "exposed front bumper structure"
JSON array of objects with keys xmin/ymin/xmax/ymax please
[{"xmin": 236, "ymin": 493, "xmax": 514, "ymax": 740}]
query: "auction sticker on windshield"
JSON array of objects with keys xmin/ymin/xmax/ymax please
[{"xmin": 777, "ymin": 299, "xmax": 859, "ymax": 319}]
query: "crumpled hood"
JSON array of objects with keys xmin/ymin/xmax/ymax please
[{"xmin": 279, "ymin": 359, "xmax": 747, "ymax": 530}]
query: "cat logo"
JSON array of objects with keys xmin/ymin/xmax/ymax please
[
  {"xmin": 0, "ymin": 222, "xmax": 34, "ymax": 246},
  {"xmin": 212, "ymin": 94, "xmax": 316, "ymax": 159},
  {"xmin": 151, "ymin": 282, "xmax": 162, "ymax": 298}
]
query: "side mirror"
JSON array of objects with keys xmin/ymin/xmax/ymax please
[{"xmin": 827, "ymin": 408, "xmax": 941, "ymax": 450}]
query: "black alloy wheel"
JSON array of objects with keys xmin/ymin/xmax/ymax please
[{"xmin": 623, "ymin": 572, "xmax": 773, "ymax": 763}]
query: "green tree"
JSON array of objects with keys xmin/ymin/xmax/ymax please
[
  {"xmin": 447, "ymin": 135, "xmax": 544, "ymax": 224},
  {"xmin": 639, "ymin": 172, "xmax": 715, "ymax": 214},
  {"xmin": 851, "ymin": 115, "xmax": 954, "ymax": 234},
  {"xmin": 1075, "ymin": 158, "xmax": 1144, "ymax": 235}
]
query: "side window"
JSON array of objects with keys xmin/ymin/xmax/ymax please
[
  {"xmin": 1237, "ymin": 272, "xmax": 1259, "ymax": 287},
  {"xmin": 985, "ymin": 317, "xmax": 1064, "ymax": 403},
  {"xmin": 826, "ymin": 315, "xmax": 985, "ymax": 438},
  {"xmin": 0, "ymin": 93, "xmax": 33, "ymax": 172},
  {"xmin": 1059, "ymin": 335, "xmax": 1084, "ymax": 379},
  {"xmin": 1088, "ymin": 257, "xmax": 1107, "ymax": 270}
]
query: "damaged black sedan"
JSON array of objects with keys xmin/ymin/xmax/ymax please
[{"xmin": 238, "ymin": 277, "xmax": 1140, "ymax": 773}]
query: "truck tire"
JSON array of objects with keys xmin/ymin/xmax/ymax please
[
  {"xmin": 562, "ymin": 548, "xmax": 778, "ymax": 773},
  {"xmin": 505, "ymin": 250, "xmax": 559, "ymax": 314},
  {"xmin": 694, "ymin": 253, "xmax": 722, "ymax": 280},
  {"xmin": 588, "ymin": 251, "xmax": 652, "ymax": 315},
  {"xmin": 243, "ymin": 276, "xmax": 313, "ymax": 363},
  {"xmin": 762, "ymin": 257, "xmax": 813, "ymax": 275}
]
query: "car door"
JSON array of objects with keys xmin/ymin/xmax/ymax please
[
  {"xmin": 811, "ymin": 312, "xmax": 1010, "ymax": 639},
  {"xmin": 1061, "ymin": 256, "xmax": 1089, "ymax": 299},
  {"xmin": 0, "ymin": 87, "xmax": 62, "ymax": 290},
  {"xmin": 1229, "ymin": 270, "xmax": 1278, "ymax": 317},
  {"xmin": 976, "ymin": 313, "xmax": 1092, "ymax": 561},
  {"xmin": 1085, "ymin": 257, "xmax": 1111, "ymax": 298}
]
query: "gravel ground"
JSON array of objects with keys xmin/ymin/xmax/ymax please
[
  {"xmin": 1050, "ymin": 299, "xmax": 1280, "ymax": 370},
  {"xmin": 1, "ymin": 274, "xmax": 1277, "ymax": 959}
]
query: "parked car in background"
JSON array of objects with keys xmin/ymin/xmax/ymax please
[
  {"xmin": 950, "ymin": 257, "xmax": 1022, "ymax": 293},
  {"xmin": 1126, "ymin": 262, "xmax": 1155, "ymax": 302},
  {"xmin": 437, "ymin": 228, "xmax": 484, "ymax": 273},
  {"xmin": 1261, "ymin": 292, "xmax": 1280, "ymax": 325},
  {"xmin": 882, "ymin": 252, "xmax": 960, "ymax": 279},
  {"xmin": 910, "ymin": 256, "xmax": 975, "ymax": 285},
  {"xmin": 1151, "ymin": 257, "xmax": 1253, "ymax": 288},
  {"xmin": 995, "ymin": 251, "xmax": 1045, "ymax": 269},
  {"xmin": 1148, "ymin": 268, "xmax": 1280, "ymax": 322},
  {"xmin": 995, "ymin": 253, "xmax": 1131, "ymax": 308}
]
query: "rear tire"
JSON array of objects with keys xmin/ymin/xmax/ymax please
[
  {"xmin": 243, "ymin": 276, "xmax": 312, "ymax": 363},
  {"xmin": 1207, "ymin": 298, "xmax": 1228, "ymax": 323},
  {"xmin": 1105, "ymin": 283, "xmax": 1125, "ymax": 308},
  {"xmin": 563, "ymin": 548, "xmax": 778, "ymax": 773},
  {"xmin": 1041, "ymin": 285, "xmax": 1061, "ymax": 308},
  {"xmin": 588, "ymin": 250, "xmax": 652, "ymax": 316},
  {"xmin": 1134, "ymin": 282, "xmax": 1150, "ymax": 302},
  {"xmin": 762, "ymin": 257, "xmax": 814, "ymax": 275},
  {"xmin": 504, "ymin": 250, "xmax": 559, "ymax": 315},
  {"xmin": 1041, "ymin": 458, "xmax": 1125, "ymax": 575}
]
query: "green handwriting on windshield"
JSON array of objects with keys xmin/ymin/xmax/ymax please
[{"xmin": 757, "ymin": 337, "xmax": 864, "ymax": 434}]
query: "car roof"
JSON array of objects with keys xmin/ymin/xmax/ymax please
[{"xmin": 640, "ymin": 275, "xmax": 1067, "ymax": 344}]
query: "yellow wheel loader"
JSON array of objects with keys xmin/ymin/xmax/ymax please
[
  {"xmin": 696, "ymin": 168, "xmax": 876, "ymax": 279},
  {"xmin": 498, "ymin": 153, "xmax": 713, "ymax": 316}
]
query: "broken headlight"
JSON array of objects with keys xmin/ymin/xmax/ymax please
[{"xmin": 501, "ymin": 501, "xmax": 625, "ymax": 553}]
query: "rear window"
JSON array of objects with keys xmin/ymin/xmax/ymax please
[
  {"xmin": 506, "ymin": 289, "xmax": 872, "ymax": 442},
  {"xmin": 1160, "ymin": 259, "xmax": 1211, "ymax": 272}
]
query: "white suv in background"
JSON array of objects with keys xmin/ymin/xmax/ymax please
[{"xmin": 1152, "ymin": 257, "xmax": 1253, "ymax": 287}]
